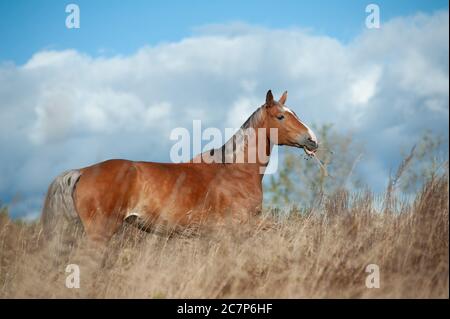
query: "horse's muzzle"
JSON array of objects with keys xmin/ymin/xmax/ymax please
[{"xmin": 305, "ymin": 137, "xmax": 319, "ymax": 151}]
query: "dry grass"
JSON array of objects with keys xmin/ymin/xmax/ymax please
[{"xmin": 0, "ymin": 173, "xmax": 448, "ymax": 299}]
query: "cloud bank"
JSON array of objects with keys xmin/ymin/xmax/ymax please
[{"xmin": 0, "ymin": 11, "xmax": 448, "ymax": 218}]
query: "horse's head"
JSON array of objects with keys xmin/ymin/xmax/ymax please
[{"xmin": 263, "ymin": 90, "xmax": 318, "ymax": 155}]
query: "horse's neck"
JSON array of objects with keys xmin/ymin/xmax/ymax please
[
  {"xmin": 223, "ymin": 129, "xmax": 270, "ymax": 161},
  {"xmin": 193, "ymin": 107, "xmax": 273, "ymax": 179},
  {"xmin": 218, "ymin": 124, "xmax": 273, "ymax": 179}
]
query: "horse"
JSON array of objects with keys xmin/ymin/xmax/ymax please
[{"xmin": 41, "ymin": 90, "xmax": 318, "ymax": 242}]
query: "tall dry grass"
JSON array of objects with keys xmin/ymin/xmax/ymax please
[{"xmin": 0, "ymin": 172, "xmax": 448, "ymax": 298}]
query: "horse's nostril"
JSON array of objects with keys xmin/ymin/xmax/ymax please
[{"xmin": 308, "ymin": 137, "xmax": 318, "ymax": 148}]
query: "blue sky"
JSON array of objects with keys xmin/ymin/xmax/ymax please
[
  {"xmin": 0, "ymin": 1, "xmax": 448, "ymax": 219},
  {"xmin": 0, "ymin": 0, "xmax": 448, "ymax": 64}
]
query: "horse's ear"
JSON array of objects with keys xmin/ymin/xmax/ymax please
[
  {"xmin": 279, "ymin": 91, "xmax": 288, "ymax": 105},
  {"xmin": 265, "ymin": 90, "xmax": 274, "ymax": 107}
]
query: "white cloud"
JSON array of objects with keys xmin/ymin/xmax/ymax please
[
  {"xmin": 349, "ymin": 65, "xmax": 382, "ymax": 106},
  {"xmin": 226, "ymin": 96, "xmax": 261, "ymax": 128},
  {"xmin": 0, "ymin": 11, "xmax": 448, "ymax": 218}
]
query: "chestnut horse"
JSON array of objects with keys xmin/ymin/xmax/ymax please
[{"xmin": 41, "ymin": 90, "xmax": 318, "ymax": 241}]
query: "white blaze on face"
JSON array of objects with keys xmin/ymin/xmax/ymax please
[
  {"xmin": 303, "ymin": 121, "xmax": 317, "ymax": 144},
  {"xmin": 282, "ymin": 106, "xmax": 317, "ymax": 144}
]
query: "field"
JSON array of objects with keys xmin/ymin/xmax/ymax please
[{"xmin": 0, "ymin": 173, "xmax": 448, "ymax": 298}]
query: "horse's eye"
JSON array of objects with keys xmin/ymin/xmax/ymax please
[{"xmin": 277, "ymin": 115, "xmax": 285, "ymax": 120}]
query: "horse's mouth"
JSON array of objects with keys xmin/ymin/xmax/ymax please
[
  {"xmin": 292, "ymin": 142, "xmax": 317, "ymax": 156},
  {"xmin": 303, "ymin": 146, "xmax": 316, "ymax": 156}
]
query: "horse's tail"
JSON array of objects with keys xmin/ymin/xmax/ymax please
[{"xmin": 41, "ymin": 170, "xmax": 82, "ymax": 240}]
